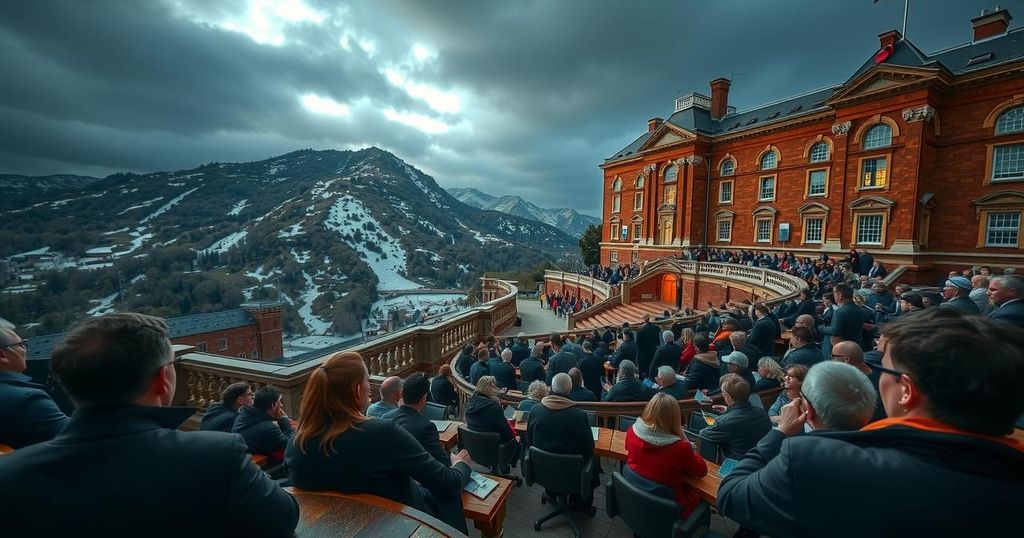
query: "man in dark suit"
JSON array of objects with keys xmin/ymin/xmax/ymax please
[
  {"xmin": 567, "ymin": 368, "xmax": 596, "ymax": 402},
  {"xmin": 509, "ymin": 333, "xmax": 531, "ymax": 367},
  {"xmin": 469, "ymin": 347, "xmax": 491, "ymax": 385},
  {"xmin": 609, "ymin": 330, "xmax": 638, "ymax": 368},
  {"xmin": 0, "ymin": 313, "xmax": 298, "ymax": 536},
  {"xmin": 384, "ymin": 373, "xmax": 450, "ymax": 467},
  {"xmin": 488, "ymin": 349, "xmax": 517, "ymax": 389},
  {"xmin": 526, "ymin": 373, "xmax": 598, "ymax": 506},
  {"xmin": 857, "ymin": 249, "xmax": 874, "ymax": 276},
  {"xmin": 545, "ymin": 334, "xmax": 578, "ymax": 386},
  {"xmin": 0, "ymin": 318, "xmax": 69, "ymax": 448},
  {"xmin": 699, "ymin": 373, "xmax": 772, "ymax": 461},
  {"xmin": 820, "ymin": 284, "xmax": 868, "ymax": 350},
  {"xmin": 602, "ymin": 361, "xmax": 655, "ymax": 402},
  {"xmin": 232, "ymin": 386, "xmax": 294, "ymax": 461},
  {"xmin": 577, "ymin": 341, "xmax": 605, "ymax": 400},
  {"xmin": 519, "ymin": 344, "xmax": 547, "ymax": 385},
  {"xmin": 987, "ymin": 275, "xmax": 1024, "ymax": 327},
  {"xmin": 454, "ymin": 344, "xmax": 475, "ymax": 379},
  {"xmin": 200, "ymin": 382, "xmax": 253, "ymax": 433},
  {"xmin": 654, "ymin": 366, "xmax": 689, "ymax": 400},
  {"xmin": 636, "ymin": 315, "xmax": 661, "ymax": 379},
  {"xmin": 648, "ymin": 330, "xmax": 683, "ymax": 380},
  {"xmin": 940, "ymin": 276, "xmax": 981, "ymax": 315},
  {"xmin": 748, "ymin": 304, "xmax": 780, "ymax": 358},
  {"xmin": 781, "ymin": 289, "xmax": 817, "ymax": 328},
  {"xmin": 780, "ymin": 326, "xmax": 825, "ymax": 368}
]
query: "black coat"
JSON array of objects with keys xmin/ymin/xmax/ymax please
[
  {"xmin": 636, "ymin": 323, "xmax": 662, "ymax": 376},
  {"xmin": 649, "ymin": 342, "xmax": 683, "ymax": 379},
  {"xmin": 567, "ymin": 386, "xmax": 596, "ymax": 402},
  {"xmin": 603, "ymin": 378, "xmax": 654, "ymax": 402},
  {"xmin": 465, "ymin": 394, "xmax": 514, "ymax": 443},
  {"xmin": 681, "ymin": 353, "xmax": 721, "ymax": 392},
  {"xmin": 488, "ymin": 359, "xmax": 517, "ymax": 389},
  {"xmin": 232, "ymin": 405, "xmax": 294, "ymax": 457},
  {"xmin": 519, "ymin": 357, "xmax": 545, "ymax": 385},
  {"xmin": 781, "ymin": 299, "xmax": 817, "ymax": 327},
  {"xmin": 823, "ymin": 303, "xmax": 868, "ymax": 347},
  {"xmin": 857, "ymin": 253, "xmax": 874, "ymax": 275},
  {"xmin": 469, "ymin": 360, "xmax": 490, "ymax": 386},
  {"xmin": 658, "ymin": 381, "xmax": 690, "ymax": 400},
  {"xmin": 989, "ymin": 300, "xmax": 1024, "ymax": 327},
  {"xmin": 578, "ymin": 352, "xmax": 605, "ymax": 400},
  {"xmin": 610, "ymin": 340, "xmax": 639, "ymax": 368},
  {"xmin": 384, "ymin": 406, "xmax": 450, "ymax": 467},
  {"xmin": 199, "ymin": 402, "xmax": 238, "ymax": 433},
  {"xmin": 941, "ymin": 296, "xmax": 981, "ymax": 315},
  {"xmin": 698, "ymin": 400, "xmax": 772, "ymax": 461},
  {"xmin": 748, "ymin": 316, "xmax": 780, "ymax": 357},
  {"xmin": 455, "ymin": 351, "xmax": 474, "ymax": 379},
  {"xmin": 753, "ymin": 377, "xmax": 781, "ymax": 393},
  {"xmin": 781, "ymin": 344, "xmax": 825, "ymax": 368},
  {"xmin": 525, "ymin": 397, "xmax": 594, "ymax": 461},
  {"xmin": 0, "ymin": 406, "xmax": 298, "ymax": 537},
  {"xmin": 429, "ymin": 375, "xmax": 458, "ymax": 408},
  {"xmin": 0, "ymin": 371, "xmax": 69, "ymax": 449},
  {"xmin": 286, "ymin": 418, "xmax": 470, "ymax": 534},
  {"xmin": 510, "ymin": 342, "xmax": 531, "ymax": 367},
  {"xmin": 546, "ymin": 350, "xmax": 578, "ymax": 385}
]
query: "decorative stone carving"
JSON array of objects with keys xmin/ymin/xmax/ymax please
[
  {"xmin": 831, "ymin": 121, "xmax": 852, "ymax": 136},
  {"xmin": 682, "ymin": 155, "xmax": 703, "ymax": 165},
  {"xmin": 643, "ymin": 164, "xmax": 657, "ymax": 174},
  {"xmin": 902, "ymin": 105, "xmax": 936, "ymax": 123}
]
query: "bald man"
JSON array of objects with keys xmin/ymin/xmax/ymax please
[
  {"xmin": 831, "ymin": 340, "xmax": 885, "ymax": 421},
  {"xmin": 794, "ymin": 314, "xmax": 819, "ymax": 344},
  {"xmin": 367, "ymin": 376, "xmax": 402, "ymax": 418}
]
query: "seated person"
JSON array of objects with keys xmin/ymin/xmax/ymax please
[
  {"xmin": 578, "ymin": 341, "xmax": 605, "ymax": 401},
  {"xmin": 0, "ymin": 313, "xmax": 298, "ymax": 536},
  {"xmin": 200, "ymin": 382, "xmax": 253, "ymax": 433},
  {"xmin": 384, "ymin": 373, "xmax": 450, "ymax": 467},
  {"xmin": 454, "ymin": 344, "xmax": 475, "ymax": 379},
  {"xmin": 510, "ymin": 333, "xmax": 531, "ymax": 366},
  {"xmin": 718, "ymin": 309, "xmax": 1024, "ymax": 536},
  {"xmin": 489, "ymin": 348, "xmax": 517, "ymax": 390},
  {"xmin": 526, "ymin": 373, "xmax": 598, "ymax": 507},
  {"xmin": 232, "ymin": 386, "xmax": 294, "ymax": 461},
  {"xmin": 429, "ymin": 365, "xmax": 458, "ymax": 411},
  {"xmin": 0, "ymin": 317, "xmax": 69, "ymax": 448},
  {"xmin": 780, "ymin": 326, "xmax": 824, "ymax": 368},
  {"xmin": 519, "ymin": 345, "xmax": 546, "ymax": 385},
  {"xmin": 567, "ymin": 367, "xmax": 596, "ymax": 402},
  {"xmin": 518, "ymin": 380, "xmax": 549, "ymax": 412},
  {"xmin": 608, "ymin": 329, "xmax": 639, "ymax": 368},
  {"xmin": 602, "ymin": 360, "xmax": 655, "ymax": 402},
  {"xmin": 754, "ymin": 357, "xmax": 785, "ymax": 392},
  {"xmin": 709, "ymin": 351, "xmax": 756, "ymax": 398},
  {"xmin": 367, "ymin": 376, "xmax": 402, "ymax": 418},
  {"xmin": 698, "ymin": 373, "xmax": 772, "ymax": 461},
  {"xmin": 678, "ymin": 328, "xmax": 697, "ymax": 371},
  {"xmin": 469, "ymin": 348, "xmax": 491, "ymax": 386},
  {"xmin": 648, "ymin": 330, "xmax": 683, "ymax": 380},
  {"xmin": 286, "ymin": 351, "xmax": 472, "ymax": 534},
  {"xmin": 769, "ymin": 364, "xmax": 809, "ymax": 422},
  {"xmin": 625, "ymin": 392, "xmax": 708, "ymax": 518},
  {"xmin": 466, "ymin": 375, "xmax": 519, "ymax": 442},
  {"xmin": 728, "ymin": 331, "xmax": 762, "ymax": 365},
  {"xmin": 546, "ymin": 334, "xmax": 578, "ymax": 385},
  {"xmin": 680, "ymin": 334, "xmax": 721, "ymax": 392},
  {"xmin": 654, "ymin": 365, "xmax": 689, "ymax": 400}
]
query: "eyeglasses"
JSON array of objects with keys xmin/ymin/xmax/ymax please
[
  {"xmin": 872, "ymin": 363, "xmax": 906, "ymax": 379},
  {"xmin": 0, "ymin": 340, "xmax": 27, "ymax": 350}
]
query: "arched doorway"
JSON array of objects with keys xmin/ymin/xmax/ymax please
[{"xmin": 660, "ymin": 274, "xmax": 677, "ymax": 305}]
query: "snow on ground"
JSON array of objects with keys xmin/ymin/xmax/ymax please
[
  {"xmin": 227, "ymin": 199, "xmax": 249, "ymax": 216},
  {"xmin": 371, "ymin": 293, "xmax": 466, "ymax": 315},
  {"xmin": 278, "ymin": 222, "xmax": 304, "ymax": 238},
  {"xmin": 310, "ymin": 177, "xmax": 343, "ymax": 199},
  {"xmin": 324, "ymin": 195, "xmax": 421, "ymax": 290},
  {"xmin": 457, "ymin": 221, "xmax": 507, "ymax": 244},
  {"xmin": 290, "ymin": 249, "xmax": 311, "ymax": 264},
  {"xmin": 414, "ymin": 248, "xmax": 441, "ymax": 262},
  {"xmin": 130, "ymin": 274, "xmax": 146, "ymax": 284},
  {"xmin": 141, "ymin": 187, "xmax": 200, "ymax": 223},
  {"xmin": 112, "ymin": 227, "xmax": 154, "ymax": 258},
  {"xmin": 117, "ymin": 197, "xmax": 164, "ymax": 215},
  {"xmin": 246, "ymin": 266, "xmax": 282, "ymax": 282},
  {"xmin": 104, "ymin": 227, "xmax": 130, "ymax": 235},
  {"xmin": 14, "ymin": 247, "xmax": 50, "ymax": 257},
  {"xmin": 202, "ymin": 230, "xmax": 247, "ymax": 254},
  {"xmin": 297, "ymin": 271, "xmax": 332, "ymax": 335},
  {"xmin": 401, "ymin": 163, "xmax": 447, "ymax": 209},
  {"xmin": 254, "ymin": 195, "xmax": 298, "ymax": 223},
  {"xmin": 87, "ymin": 292, "xmax": 119, "ymax": 316}
]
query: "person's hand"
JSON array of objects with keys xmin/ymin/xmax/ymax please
[
  {"xmin": 271, "ymin": 402, "xmax": 287, "ymax": 420},
  {"xmin": 602, "ymin": 382, "xmax": 612, "ymax": 392},
  {"xmin": 451, "ymin": 449, "xmax": 473, "ymax": 467},
  {"xmin": 777, "ymin": 397, "xmax": 809, "ymax": 437},
  {"xmin": 711, "ymin": 404, "xmax": 727, "ymax": 414}
]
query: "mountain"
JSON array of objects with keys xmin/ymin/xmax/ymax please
[
  {"xmin": 0, "ymin": 148, "xmax": 574, "ymax": 336},
  {"xmin": 448, "ymin": 187, "xmax": 599, "ymax": 239},
  {"xmin": 0, "ymin": 174, "xmax": 101, "ymax": 196}
]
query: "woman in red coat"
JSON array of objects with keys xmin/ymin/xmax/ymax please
[
  {"xmin": 625, "ymin": 393, "xmax": 708, "ymax": 517},
  {"xmin": 677, "ymin": 328, "xmax": 697, "ymax": 370}
]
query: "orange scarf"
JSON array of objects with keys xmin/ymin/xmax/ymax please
[{"xmin": 861, "ymin": 416, "xmax": 1024, "ymax": 452}]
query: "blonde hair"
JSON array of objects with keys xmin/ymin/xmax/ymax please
[
  {"xmin": 681, "ymin": 328, "xmax": 695, "ymax": 343},
  {"xmin": 757, "ymin": 357, "xmax": 785, "ymax": 380},
  {"xmin": 476, "ymin": 375, "xmax": 500, "ymax": 401},
  {"xmin": 295, "ymin": 351, "xmax": 369, "ymax": 456},
  {"xmin": 639, "ymin": 392, "xmax": 683, "ymax": 438}
]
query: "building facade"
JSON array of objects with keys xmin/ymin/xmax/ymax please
[{"xmin": 600, "ymin": 9, "xmax": 1024, "ymax": 283}]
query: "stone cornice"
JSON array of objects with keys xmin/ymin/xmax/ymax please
[{"xmin": 902, "ymin": 105, "xmax": 936, "ymax": 123}]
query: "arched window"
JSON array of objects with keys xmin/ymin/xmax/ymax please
[
  {"xmin": 663, "ymin": 165, "xmax": 678, "ymax": 183},
  {"xmin": 612, "ymin": 178, "xmax": 622, "ymax": 192},
  {"xmin": 720, "ymin": 159, "xmax": 735, "ymax": 176},
  {"xmin": 862, "ymin": 124, "xmax": 892, "ymax": 150},
  {"xmin": 996, "ymin": 106, "xmax": 1024, "ymax": 135},
  {"xmin": 809, "ymin": 142, "xmax": 830, "ymax": 163},
  {"xmin": 635, "ymin": 175, "xmax": 645, "ymax": 189},
  {"xmin": 760, "ymin": 151, "xmax": 778, "ymax": 170}
]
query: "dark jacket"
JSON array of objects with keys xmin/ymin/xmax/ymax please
[
  {"xmin": 286, "ymin": 418, "xmax": 470, "ymax": 534},
  {"xmin": 429, "ymin": 375, "xmax": 458, "ymax": 408},
  {"xmin": 610, "ymin": 340, "xmax": 639, "ymax": 368},
  {"xmin": 384, "ymin": 405, "xmax": 449, "ymax": 467},
  {"xmin": 989, "ymin": 300, "xmax": 1024, "ymax": 327},
  {"xmin": 658, "ymin": 381, "xmax": 690, "ymax": 400},
  {"xmin": 519, "ymin": 357, "xmax": 545, "ymax": 385},
  {"xmin": 578, "ymin": 352, "xmax": 605, "ymax": 400},
  {"xmin": 199, "ymin": 402, "xmax": 238, "ymax": 433},
  {"xmin": 941, "ymin": 296, "xmax": 981, "ymax": 315},
  {"xmin": 649, "ymin": 342, "xmax": 683, "ymax": 379},
  {"xmin": 603, "ymin": 378, "xmax": 654, "ymax": 402},
  {"xmin": 454, "ymin": 350, "xmax": 474, "ymax": 379},
  {"xmin": 698, "ymin": 400, "xmax": 772, "ymax": 461},
  {"xmin": 822, "ymin": 302, "xmax": 868, "ymax": 347},
  {"xmin": 781, "ymin": 344, "xmax": 825, "ymax": 368},
  {"xmin": 469, "ymin": 360, "xmax": 490, "ymax": 386},
  {"xmin": 0, "ymin": 406, "xmax": 298, "ymax": 537},
  {"xmin": 0, "ymin": 371, "xmax": 69, "ymax": 449},
  {"xmin": 488, "ymin": 358, "xmax": 517, "ymax": 389},
  {"xmin": 753, "ymin": 377, "xmax": 782, "ymax": 393},
  {"xmin": 636, "ymin": 323, "xmax": 662, "ymax": 377},
  {"xmin": 718, "ymin": 421, "xmax": 1024, "ymax": 538},
  {"xmin": 465, "ymin": 393, "xmax": 514, "ymax": 443},
  {"xmin": 525, "ymin": 395, "xmax": 594, "ymax": 461},
  {"xmin": 781, "ymin": 299, "xmax": 817, "ymax": 327},
  {"xmin": 681, "ymin": 352, "xmax": 721, "ymax": 392},
  {"xmin": 567, "ymin": 386, "xmax": 596, "ymax": 402},
  {"xmin": 748, "ymin": 316, "xmax": 780, "ymax": 357},
  {"xmin": 858, "ymin": 252, "xmax": 875, "ymax": 275},
  {"xmin": 232, "ymin": 406, "xmax": 294, "ymax": 458},
  {"xmin": 546, "ymin": 350, "xmax": 577, "ymax": 385},
  {"xmin": 510, "ymin": 342, "xmax": 531, "ymax": 367}
]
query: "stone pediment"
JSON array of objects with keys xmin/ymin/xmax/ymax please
[
  {"xmin": 972, "ymin": 190, "xmax": 1024, "ymax": 216},
  {"xmin": 798, "ymin": 202, "xmax": 831, "ymax": 215},
  {"xmin": 828, "ymin": 66, "xmax": 945, "ymax": 106},
  {"xmin": 637, "ymin": 124, "xmax": 696, "ymax": 153}
]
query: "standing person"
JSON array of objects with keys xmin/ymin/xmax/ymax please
[
  {"xmin": 635, "ymin": 315, "xmax": 661, "ymax": 379},
  {"xmin": 0, "ymin": 313, "xmax": 298, "ymax": 536},
  {"xmin": 970, "ymin": 275, "xmax": 994, "ymax": 316},
  {"xmin": 200, "ymin": 382, "xmax": 253, "ymax": 433},
  {"xmin": 577, "ymin": 341, "xmax": 605, "ymax": 401},
  {"xmin": 748, "ymin": 305, "xmax": 780, "ymax": 358},
  {"xmin": 820, "ymin": 284, "xmax": 868, "ymax": 354},
  {"xmin": 287, "ymin": 352, "xmax": 472, "ymax": 534},
  {"xmin": 545, "ymin": 334, "xmax": 577, "ymax": 386},
  {"xmin": 941, "ymin": 276, "xmax": 981, "ymax": 315},
  {"xmin": 648, "ymin": 330, "xmax": 683, "ymax": 380},
  {"xmin": 0, "ymin": 317, "xmax": 69, "ymax": 448},
  {"xmin": 987, "ymin": 275, "xmax": 1024, "ymax": 327}
]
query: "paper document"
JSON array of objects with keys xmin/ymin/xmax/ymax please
[
  {"xmin": 464, "ymin": 471, "xmax": 498, "ymax": 499},
  {"xmin": 718, "ymin": 458, "xmax": 739, "ymax": 478},
  {"xmin": 591, "ymin": 427, "xmax": 600, "ymax": 441},
  {"xmin": 431, "ymin": 420, "xmax": 452, "ymax": 432},
  {"xmin": 694, "ymin": 390, "xmax": 712, "ymax": 403}
]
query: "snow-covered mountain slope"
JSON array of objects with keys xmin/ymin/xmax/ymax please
[{"xmin": 448, "ymin": 187, "xmax": 599, "ymax": 239}]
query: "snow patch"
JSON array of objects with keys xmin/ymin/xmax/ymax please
[
  {"xmin": 246, "ymin": 266, "xmax": 282, "ymax": 282},
  {"xmin": 87, "ymin": 293, "xmax": 119, "ymax": 316},
  {"xmin": 202, "ymin": 231, "xmax": 248, "ymax": 254},
  {"xmin": 278, "ymin": 222, "xmax": 305, "ymax": 238},
  {"xmin": 290, "ymin": 249, "xmax": 311, "ymax": 264},
  {"xmin": 324, "ymin": 195, "xmax": 420, "ymax": 290},
  {"xmin": 297, "ymin": 271, "xmax": 332, "ymax": 335},
  {"xmin": 141, "ymin": 187, "xmax": 200, "ymax": 223},
  {"xmin": 227, "ymin": 199, "xmax": 249, "ymax": 216},
  {"xmin": 117, "ymin": 197, "xmax": 164, "ymax": 215}
]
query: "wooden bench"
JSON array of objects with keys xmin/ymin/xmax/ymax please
[{"xmin": 285, "ymin": 487, "xmax": 465, "ymax": 537}]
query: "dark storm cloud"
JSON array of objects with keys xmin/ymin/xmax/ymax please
[{"xmin": 0, "ymin": 0, "xmax": 1006, "ymax": 214}]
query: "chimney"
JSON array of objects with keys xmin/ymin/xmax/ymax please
[
  {"xmin": 972, "ymin": 7, "xmax": 1012, "ymax": 41},
  {"xmin": 648, "ymin": 117, "xmax": 664, "ymax": 132},
  {"xmin": 878, "ymin": 30, "xmax": 902, "ymax": 50},
  {"xmin": 709, "ymin": 78, "xmax": 731, "ymax": 121}
]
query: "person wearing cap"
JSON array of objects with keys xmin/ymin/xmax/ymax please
[
  {"xmin": 941, "ymin": 276, "xmax": 981, "ymax": 315},
  {"xmin": 698, "ymin": 373, "xmax": 772, "ymax": 461},
  {"xmin": 509, "ymin": 333, "xmax": 531, "ymax": 367},
  {"xmin": 709, "ymin": 351, "xmax": 757, "ymax": 399},
  {"xmin": 602, "ymin": 360, "xmax": 654, "ymax": 402},
  {"xmin": 866, "ymin": 282, "xmax": 897, "ymax": 318}
]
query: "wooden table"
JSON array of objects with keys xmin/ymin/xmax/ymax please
[
  {"xmin": 686, "ymin": 461, "xmax": 722, "ymax": 505},
  {"xmin": 285, "ymin": 488, "xmax": 465, "ymax": 537},
  {"xmin": 438, "ymin": 421, "xmax": 461, "ymax": 451},
  {"xmin": 513, "ymin": 420, "xmax": 528, "ymax": 436},
  {"xmin": 251, "ymin": 454, "xmax": 269, "ymax": 468},
  {"xmin": 462, "ymin": 474, "xmax": 513, "ymax": 537}
]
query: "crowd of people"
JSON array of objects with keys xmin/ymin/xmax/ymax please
[{"xmin": 540, "ymin": 292, "xmax": 592, "ymax": 317}]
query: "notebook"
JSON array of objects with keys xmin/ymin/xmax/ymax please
[
  {"xmin": 503, "ymin": 405, "xmax": 516, "ymax": 420},
  {"xmin": 591, "ymin": 427, "xmax": 600, "ymax": 441},
  {"xmin": 700, "ymin": 409, "xmax": 717, "ymax": 426},
  {"xmin": 464, "ymin": 471, "xmax": 499, "ymax": 499},
  {"xmin": 431, "ymin": 420, "xmax": 452, "ymax": 432},
  {"xmin": 718, "ymin": 458, "xmax": 740, "ymax": 478},
  {"xmin": 693, "ymin": 390, "xmax": 713, "ymax": 404}
]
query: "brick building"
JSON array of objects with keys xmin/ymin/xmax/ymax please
[{"xmin": 600, "ymin": 9, "xmax": 1024, "ymax": 283}]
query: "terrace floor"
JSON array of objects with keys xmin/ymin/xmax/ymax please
[{"xmin": 502, "ymin": 299, "xmax": 568, "ymax": 336}]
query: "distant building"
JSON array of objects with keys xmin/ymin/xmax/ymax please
[{"xmin": 600, "ymin": 9, "xmax": 1023, "ymax": 283}]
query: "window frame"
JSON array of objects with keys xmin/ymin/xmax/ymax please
[
  {"xmin": 634, "ymin": 192, "xmax": 643, "ymax": 210},
  {"xmin": 720, "ymin": 158, "xmax": 735, "ymax": 176},
  {"xmin": 858, "ymin": 154, "xmax": 890, "ymax": 191},
  {"xmin": 612, "ymin": 178, "xmax": 622, "ymax": 192},
  {"xmin": 983, "ymin": 210, "xmax": 1021, "ymax": 248},
  {"xmin": 612, "ymin": 194, "xmax": 621, "ymax": 213},
  {"xmin": 197, "ymin": 342, "xmax": 207, "ymax": 353},
  {"xmin": 758, "ymin": 175, "xmax": 777, "ymax": 202},
  {"xmin": 995, "ymin": 106, "xmax": 1024, "ymax": 135},
  {"xmin": 663, "ymin": 165, "xmax": 678, "ymax": 183},
  {"xmin": 809, "ymin": 142, "xmax": 830, "ymax": 163},
  {"xmin": 806, "ymin": 168, "xmax": 829, "ymax": 198},
  {"xmin": 719, "ymin": 179, "xmax": 734, "ymax": 204},
  {"xmin": 802, "ymin": 216, "xmax": 825, "ymax": 244},
  {"xmin": 990, "ymin": 143, "xmax": 1024, "ymax": 182},
  {"xmin": 760, "ymin": 151, "xmax": 778, "ymax": 171},
  {"xmin": 217, "ymin": 338, "xmax": 228, "ymax": 352},
  {"xmin": 853, "ymin": 213, "xmax": 886, "ymax": 246},
  {"xmin": 620, "ymin": 224, "xmax": 629, "ymax": 241},
  {"xmin": 862, "ymin": 124, "xmax": 893, "ymax": 150},
  {"xmin": 717, "ymin": 219, "xmax": 732, "ymax": 242},
  {"xmin": 755, "ymin": 217, "xmax": 773, "ymax": 243}
]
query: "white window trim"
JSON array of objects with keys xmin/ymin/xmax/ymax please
[
  {"xmin": 719, "ymin": 180, "xmax": 734, "ymax": 204},
  {"xmin": 984, "ymin": 211, "xmax": 1021, "ymax": 247},
  {"xmin": 759, "ymin": 175, "xmax": 776, "ymax": 202},
  {"xmin": 855, "ymin": 214, "xmax": 884, "ymax": 246},
  {"xmin": 992, "ymin": 144, "xmax": 1024, "ymax": 182},
  {"xmin": 755, "ymin": 218, "xmax": 773, "ymax": 243}
]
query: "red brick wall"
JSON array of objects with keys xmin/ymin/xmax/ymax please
[{"xmin": 174, "ymin": 325, "xmax": 262, "ymax": 359}]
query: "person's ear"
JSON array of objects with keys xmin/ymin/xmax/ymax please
[
  {"xmin": 900, "ymin": 374, "xmax": 923, "ymax": 410},
  {"xmin": 148, "ymin": 364, "xmax": 175, "ymax": 405}
]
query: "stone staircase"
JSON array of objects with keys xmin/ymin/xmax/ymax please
[{"xmin": 573, "ymin": 301, "xmax": 677, "ymax": 330}]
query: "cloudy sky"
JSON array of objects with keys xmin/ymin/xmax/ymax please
[{"xmin": 0, "ymin": 0, "xmax": 1011, "ymax": 215}]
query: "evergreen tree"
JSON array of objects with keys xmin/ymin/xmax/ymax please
[{"xmin": 578, "ymin": 224, "xmax": 602, "ymax": 265}]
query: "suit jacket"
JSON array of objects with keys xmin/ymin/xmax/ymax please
[
  {"xmin": 680, "ymin": 353, "xmax": 721, "ymax": 392},
  {"xmin": 610, "ymin": 340, "xmax": 639, "ymax": 368},
  {"xmin": 469, "ymin": 360, "xmax": 490, "ymax": 386},
  {"xmin": 488, "ymin": 359, "xmax": 517, "ymax": 389},
  {"xmin": 823, "ymin": 303, "xmax": 868, "ymax": 347},
  {"xmin": 519, "ymin": 357, "xmax": 545, "ymax": 385},
  {"xmin": 454, "ymin": 351, "xmax": 474, "ymax": 379},
  {"xmin": 525, "ymin": 396, "xmax": 593, "ymax": 461},
  {"xmin": 603, "ymin": 378, "xmax": 654, "ymax": 402},
  {"xmin": 636, "ymin": 323, "xmax": 662, "ymax": 376},
  {"xmin": 781, "ymin": 344, "xmax": 825, "ymax": 368},
  {"xmin": 546, "ymin": 350, "xmax": 577, "ymax": 385},
  {"xmin": 941, "ymin": 296, "xmax": 981, "ymax": 315},
  {"xmin": 384, "ymin": 406, "xmax": 449, "ymax": 467},
  {"xmin": 567, "ymin": 386, "xmax": 596, "ymax": 402},
  {"xmin": 232, "ymin": 406, "xmax": 294, "ymax": 457},
  {"xmin": 658, "ymin": 381, "xmax": 690, "ymax": 400},
  {"xmin": 510, "ymin": 342, "xmax": 531, "ymax": 367},
  {"xmin": 648, "ymin": 342, "xmax": 683, "ymax": 379},
  {"xmin": 698, "ymin": 401, "xmax": 772, "ymax": 461},
  {"xmin": 198, "ymin": 402, "xmax": 238, "ymax": 433},
  {"xmin": 577, "ymin": 352, "xmax": 605, "ymax": 400},
  {"xmin": 748, "ymin": 317, "xmax": 780, "ymax": 357},
  {"xmin": 0, "ymin": 371, "xmax": 69, "ymax": 449},
  {"xmin": 781, "ymin": 299, "xmax": 817, "ymax": 327},
  {"xmin": 989, "ymin": 299, "xmax": 1024, "ymax": 327},
  {"xmin": 429, "ymin": 376, "xmax": 458, "ymax": 408},
  {"xmin": 0, "ymin": 406, "xmax": 298, "ymax": 537}
]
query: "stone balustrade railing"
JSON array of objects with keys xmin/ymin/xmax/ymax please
[{"xmin": 543, "ymin": 270, "xmax": 612, "ymax": 301}]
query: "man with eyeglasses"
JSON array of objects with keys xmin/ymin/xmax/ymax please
[
  {"xmin": 199, "ymin": 382, "xmax": 254, "ymax": 433},
  {"xmin": 0, "ymin": 317, "xmax": 69, "ymax": 448},
  {"xmin": 718, "ymin": 308, "xmax": 1024, "ymax": 537},
  {"xmin": 0, "ymin": 313, "xmax": 299, "ymax": 536}
]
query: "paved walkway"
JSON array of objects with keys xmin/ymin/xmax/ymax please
[{"xmin": 501, "ymin": 299, "xmax": 568, "ymax": 336}]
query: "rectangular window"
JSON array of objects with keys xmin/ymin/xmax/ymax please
[
  {"xmin": 993, "ymin": 145, "xmax": 1024, "ymax": 181},
  {"xmin": 804, "ymin": 218, "xmax": 823, "ymax": 243},
  {"xmin": 807, "ymin": 170, "xmax": 827, "ymax": 196},
  {"xmin": 634, "ymin": 192, "xmax": 643, "ymax": 210},
  {"xmin": 612, "ymin": 195, "xmax": 621, "ymax": 212},
  {"xmin": 620, "ymin": 225, "xmax": 628, "ymax": 241},
  {"xmin": 251, "ymin": 349, "xmax": 259, "ymax": 359},
  {"xmin": 719, "ymin": 180, "xmax": 733, "ymax": 203},
  {"xmin": 759, "ymin": 176, "xmax": 775, "ymax": 201},
  {"xmin": 217, "ymin": 338, "xmax": 228, "ymax": 351},
  {"xmin": 856, "ymin": 215, "xmax": 884, "ymax": 245},
  {"xmin": 756, "ymin": 219, "xmax": 772, "ymax": 242},
  {"xmin": 986, "ymin": 211, "xmax": 1020, "ymax": 247},
  {"xmin": 664, "ymin": 185, "xmax": 677, "ymax": 205},
  {"xmin": 196, "ymin": 342, "xmax": 207, "ymax": 353},
  {"xmin": 632, "ymin": 222, "xmax": 642, "ymax": 240},
  {"xmin": 861, "ymin": 157, "xmax": 888, "ymax": 188},
  {"xmin": 717, "ymin": 220, "xmax": 732, "ymax": 242}
]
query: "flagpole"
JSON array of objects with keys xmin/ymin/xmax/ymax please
[{"xmin": 902, "ymin": 0, "xmax": 909, "ymax": 40}]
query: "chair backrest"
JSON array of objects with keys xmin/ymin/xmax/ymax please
[
  {"xmin": 697, "ymin": 436, "xmax": 722, "ymax": 464},
  {"xmin": 617, "ymin": 415, "xmax": 637, "ymax": 432},
  {"xmin": 423, "ymin": 402, "xmax": 447, "ymax": 421},
  {"xmin": 607, "ymin": 471, "xmax": 681, "ymax": 538},
  {"xmin": 524, "ymin": 446, "xmax": 585, "ymax": 496},
  {"xmin": 686, "ymin": 411, "xmax": 710, "ymax": 433},
  {"xmin": 584, "ymin": 410, "xmax": 597, "ymax": 427},
  {"xmin": 457, "ymin": 426, "xmax": 501, "ymax": 468},
  {"xmin": 517, "ymin": 381, "xmax": 532, "ymax": 394}
]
